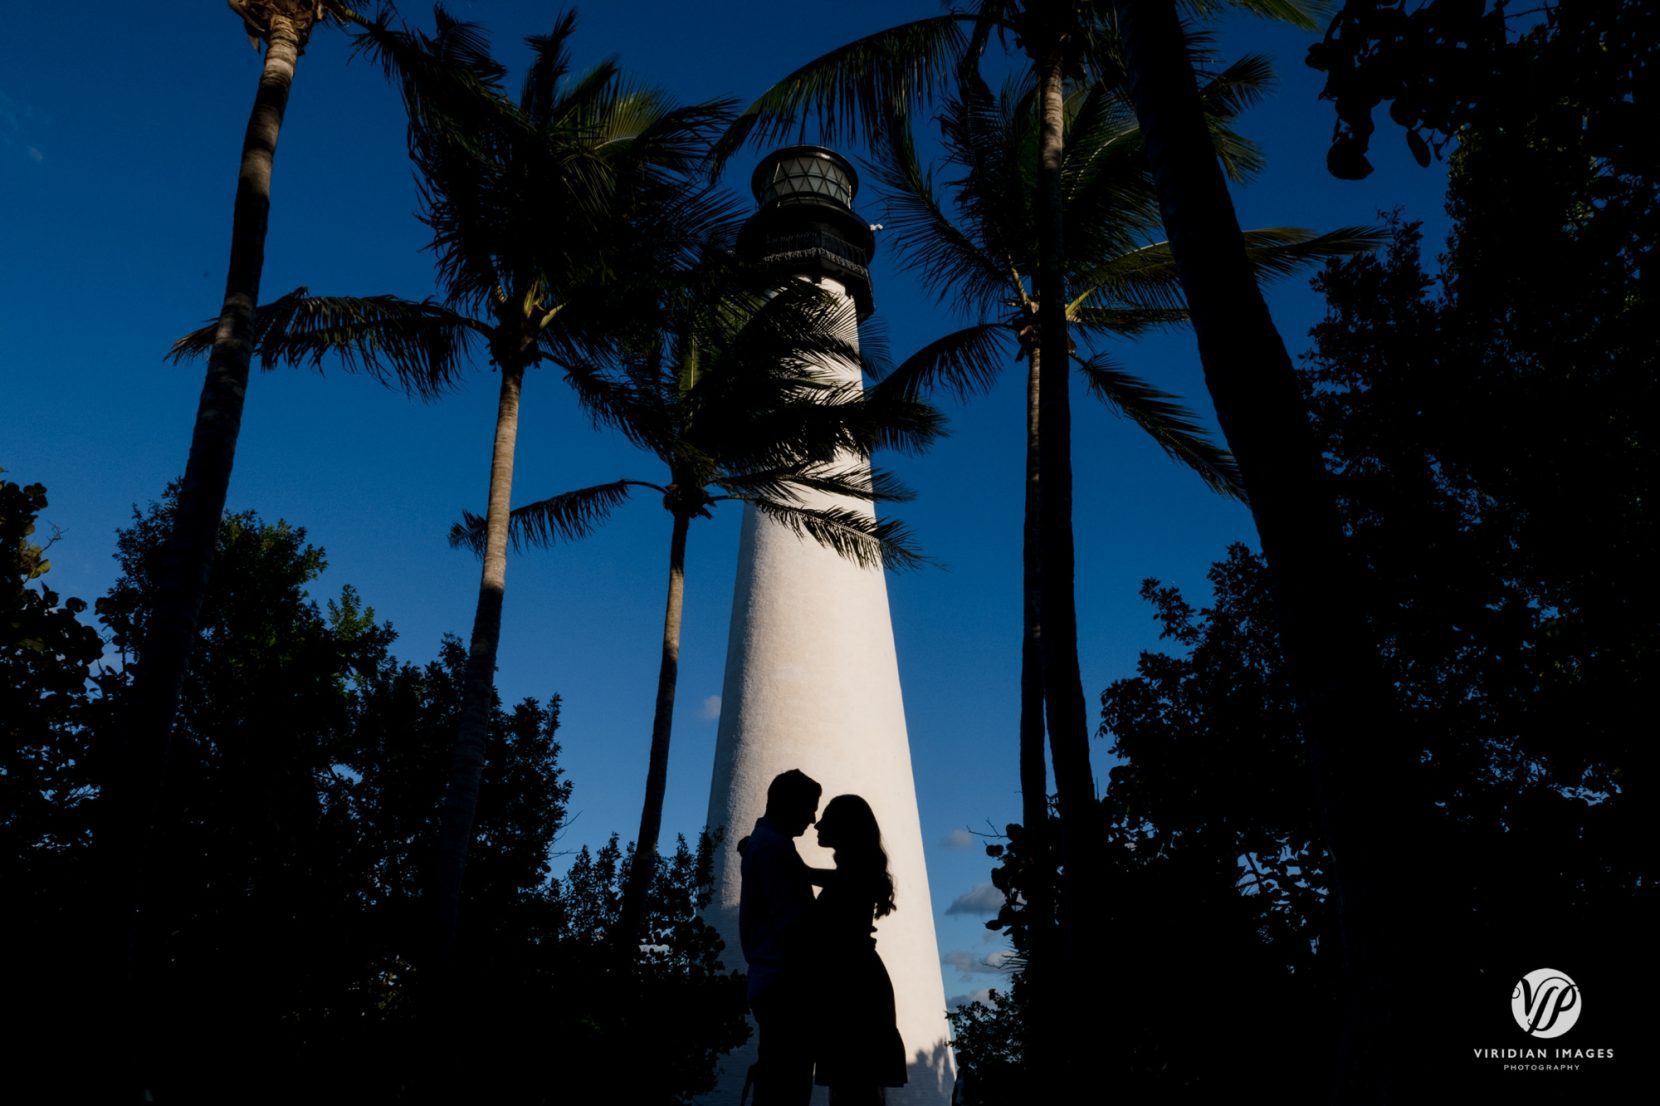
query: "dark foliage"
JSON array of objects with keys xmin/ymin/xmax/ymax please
[
  {"xmin": 944, "ymin": 986, "xmax": 1028, "ymax": 1106},
  {"xmin": 1, "ymin": 476, "xmax": 106, "ymax": 883},
  {"xmin": 1310, "ymin": 0, "xmax": 1657, "ymax": 179},
  {"xmin": 952, "ymin": 548, "xmax": 1333, "ymax": 1105},
  {"xmin": 555, "ymin": 832, "xmax": 752, "ymax": 1103},
  {"xmin": 1, "ymin": 476, "xmax": 109, "ymax": 1071},
  {"xmin": 4, "ymin": 485, "xmax": 745, "ymax": 1105},
  {"xmin": 965, "ymin": 26, "xmax": 1656, "ymax": 1096}
]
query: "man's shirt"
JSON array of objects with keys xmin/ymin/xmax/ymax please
[{"xmin": 738, "ymin": 815, "xmax": 814, "ymax": 992}]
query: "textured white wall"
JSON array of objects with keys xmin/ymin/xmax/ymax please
[{"xmin": 700, "ymin": 277, "xmax": 955, "ymax": 1105}]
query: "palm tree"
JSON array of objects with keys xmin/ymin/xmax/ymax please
[
  {"xmin": 452, "ymin": 274, "xmax": 938, "ymax": 947},
  {"xmin": 176, "ymin": 8, "xmax": 737, "ymax": 970},
  {"xmin": 713, "ymin": 1, "xmax": 1324, "ymax": 962},
  {"xmin": 1104, "ymin": 3, "xmax": 1415, "ymax": 1097},
  {"xmin": 128, "ymin": 0, "xmax": 359, "ymax": 770},
  {"xmin": 120, "ymin": 0, "xmax": 354, "ymax": 890},
  {"xmin": 359, "ymin": 9, "xmax": 745, "ymax": 973},
  {"xmin": 866, "ymin": 55, "xmax": 1378, "ymax": 1087},
  {"xmin": 112, "ymin": 4, "xmax": 360, "ymax": 1096}
]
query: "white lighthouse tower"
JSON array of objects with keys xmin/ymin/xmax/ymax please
[{"xmin": 701, "ymin": 147, "xmax": 955, "ymax": 1106}]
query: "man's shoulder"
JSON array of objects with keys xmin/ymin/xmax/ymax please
[{"xmin": 741, "ymin": 818, "xmax": 802, "ymax": 870}]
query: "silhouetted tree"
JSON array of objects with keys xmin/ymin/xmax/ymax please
[
  {"xmin": 123, "ymin": 0, "xmax": 361, "ymax": 812},
  {"xmin": 552, "ymin": 832, "xmax": 751, "ymax": 1104},
  {"xmin": 1099, "ymin": 4, "xmax": 1418, "ymax": 1093},
  {"xmin": 1307, "ymin": 0, "xmax": 1657, "ymax": 181},
  {"xmin": 972, "ymin": 58, "xmax": 1657, "ymax": 1091},
  {"xmin": 7, "ymin": 482, "xmax": 746, "ymax": 1104},
  {"xmin": 112, "ymin": 8, "xmax": 366, "ymax": 1096},
  {"xmin": 2, "ymin": 475, "xmax": 108, "ymax": 1093}
]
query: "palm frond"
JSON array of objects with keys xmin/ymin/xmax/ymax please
[
  {"xmin": 854, "ymin": 315, "xmax": 894, "ymax": 384},
  {"xmin": 1070, "ymin": 225, "xmax": 1383, "ymax": 313},
  {"xmin": 1197, "ymin": 53, "xmax": 1273, "ymax": 182},
  {"xmin": 519, "ymin": 11, "xmax": 579, "ymax": 121},
  {"xmin": 544, "ymin": 59, "xmax": 624, "ymax": 128},
  {"xmin": 938, "ymin": 69, "xmax": 1031, "ymax": 276},
  {"xmin": 1069, "ymin": 240, "xmax": 1193, "ymax": 312},
  {"xmin": 448, "ymin": 479, "xmax": 648, "ymax": 555},
  {"xmin": 717, "ymin": 464, "xmax": 916, "ymax": 505},
  {"xmin": 708, "ymin": 282, "xmax": 873, "ymax": 387},
  {"xmin": 880, "ymin": 322, "xmax": 1013, "ymax": 402},
  {"xmin": 1072, "ymin": 353, "xmax": 1245, "ymax": 500},
  {"xmin": 560, "ymin": 357, "xmax": 674, "ymax": 455},
  {"xmin": 351, "ymin": 6, "xmax": 517, "ymax": 146},
  {"xmin": 1059, "ymin": 80, "xmax": 1144, "ymax": 207},
  {"xmin": 854, "ymin": 385, "xmax": 949, "ymax": 458},
  {"xmin": 865, "ymin": 116, "xmax": 1012, "ymax": 313},
  {"xmin": 606, "ymin": 93, "xmax": 738, "ymax": 177},
  {"xmin": 1235, "ymin": 226, "xmax": 1390, "ymax": 280},
  {"xmin": 750, "ymin": 500, "xmax": 930, "ymax": 572},
  {"xmin": 1197, "ymin": 53, "xmax": 1277, "ymax": 119},
  {"xmin": 1066, "ymin": 304, "xmax": 1190, "ymax": 336},
  {"xmin": 1058, "ymin": 81, "xmax": 1164, "ymax": 264},
  {"xmin": 169, "ymin": 288, "xmax": 477, "ymax": 398},
  {"xmin": 1181, "ymin": 0, "xmax": 1327, "ymax": 32},
  {"xmin": 711, "ymin": 16, "xmax": 971, "ymax": 167}
]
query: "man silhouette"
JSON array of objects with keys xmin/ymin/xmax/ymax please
[{"xmin": 739, "ymin": 769, "xmax": 825, "ymax": 1106}]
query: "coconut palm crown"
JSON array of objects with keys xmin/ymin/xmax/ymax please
[{"xmin": 868, "ymin": 56, "xmax": 1382, "ymax": 482}]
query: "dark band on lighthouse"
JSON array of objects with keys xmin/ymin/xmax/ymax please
[{"xmin": 737, "ymin": 145, "xmax": 877, "ymax": 319}]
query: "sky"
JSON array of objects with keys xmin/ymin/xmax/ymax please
[{"xmin": 0, "ymin": 1, "xmax": 1449, "ymax": 1007}]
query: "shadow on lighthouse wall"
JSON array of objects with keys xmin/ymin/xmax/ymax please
[{"xmin": 908, "ymin": 1040, "xmax": 956, "ymax": 1103}]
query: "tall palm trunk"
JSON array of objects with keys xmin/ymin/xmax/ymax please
[
  {"xmin": 111, "ymin": 17, "xmax": 304, "ymax": 1100},
  {"xmin": 433, "ymin": 357, "xmax": 525, "ymax": 967},
  {"xmin": 1032, "ymin": 49, "xmax": 1102, "ymax": 1095},
  {"xmin": 120, "ymin": 13, "xmax": 302, "ymax": 842},
  {"xmin": 1112, "ymin": 2, "xmax": 1409, "ymax": 1099},
  {"xmin": 1018, "ymin": 346, "xmax": 1057, "ymax": 1096},
  {"xmin": 1032, "ymin": 50, "xmax": 1100, "ymax": 932},
  {"xmin": 618, "ymin": 510, "xmax": 692, "ymax": 946}
]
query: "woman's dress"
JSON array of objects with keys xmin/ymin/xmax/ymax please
[{"xmin": 812, "ymin": 871, "xmax": 908, "ymax": 1089}]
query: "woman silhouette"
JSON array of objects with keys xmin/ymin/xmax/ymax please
[{"xmin": 810, "ymin": 794, "xmax": 907, "ymax": 1105}]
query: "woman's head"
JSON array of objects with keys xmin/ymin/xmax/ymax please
[{"xmin": 815, "ymin": 794, "xmax": 896, "ymax": 917}]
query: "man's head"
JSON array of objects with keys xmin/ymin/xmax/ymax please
[{"xmin": 765, "ymin": 769, "xmax": 822, "ymax": 837}]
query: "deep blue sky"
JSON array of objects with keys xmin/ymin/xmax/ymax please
[{"xmin": 2, "ymin": 1, "xmax": 1447, "ymax": 1003}]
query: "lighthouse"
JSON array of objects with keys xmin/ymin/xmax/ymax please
[{"xmin": 701, "ymin": 147, "xmax": 955, "ymax": 1105}]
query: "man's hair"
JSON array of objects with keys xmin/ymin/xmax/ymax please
[{"xmin": 765, "ymin": 769, "xmax": 822, "ymax": 817}]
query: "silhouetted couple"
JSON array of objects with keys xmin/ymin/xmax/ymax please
[{"xmin": 739, "ymin": 769, "xmax": 906, "ymax": 1106}]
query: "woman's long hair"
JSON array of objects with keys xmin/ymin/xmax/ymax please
[{"xmin": 821, "ymin": 794, "xmax": 896, "ymax": 918}]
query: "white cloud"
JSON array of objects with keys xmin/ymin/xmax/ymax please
[
  {"xmin": 940, "ymin": 948, "xmax": 1017, "ymax": 979},
  {"xmin": 946, "ymin": 882, "xmax": 1005, "ymax": 916},
  {"xmin": 941, "ymin": 827, "xmax": 976, "ymax": 849},
  {"xmin": 0, "ymin": 89, "xmax": 44, "ymax": 164},
  {"xmin": 697, "ymin": 695, "xmax": 721, "ymax": 721},
  {"xmin": 947, "ymin": 988, "xmax": 995, "ymax": 1010}
]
